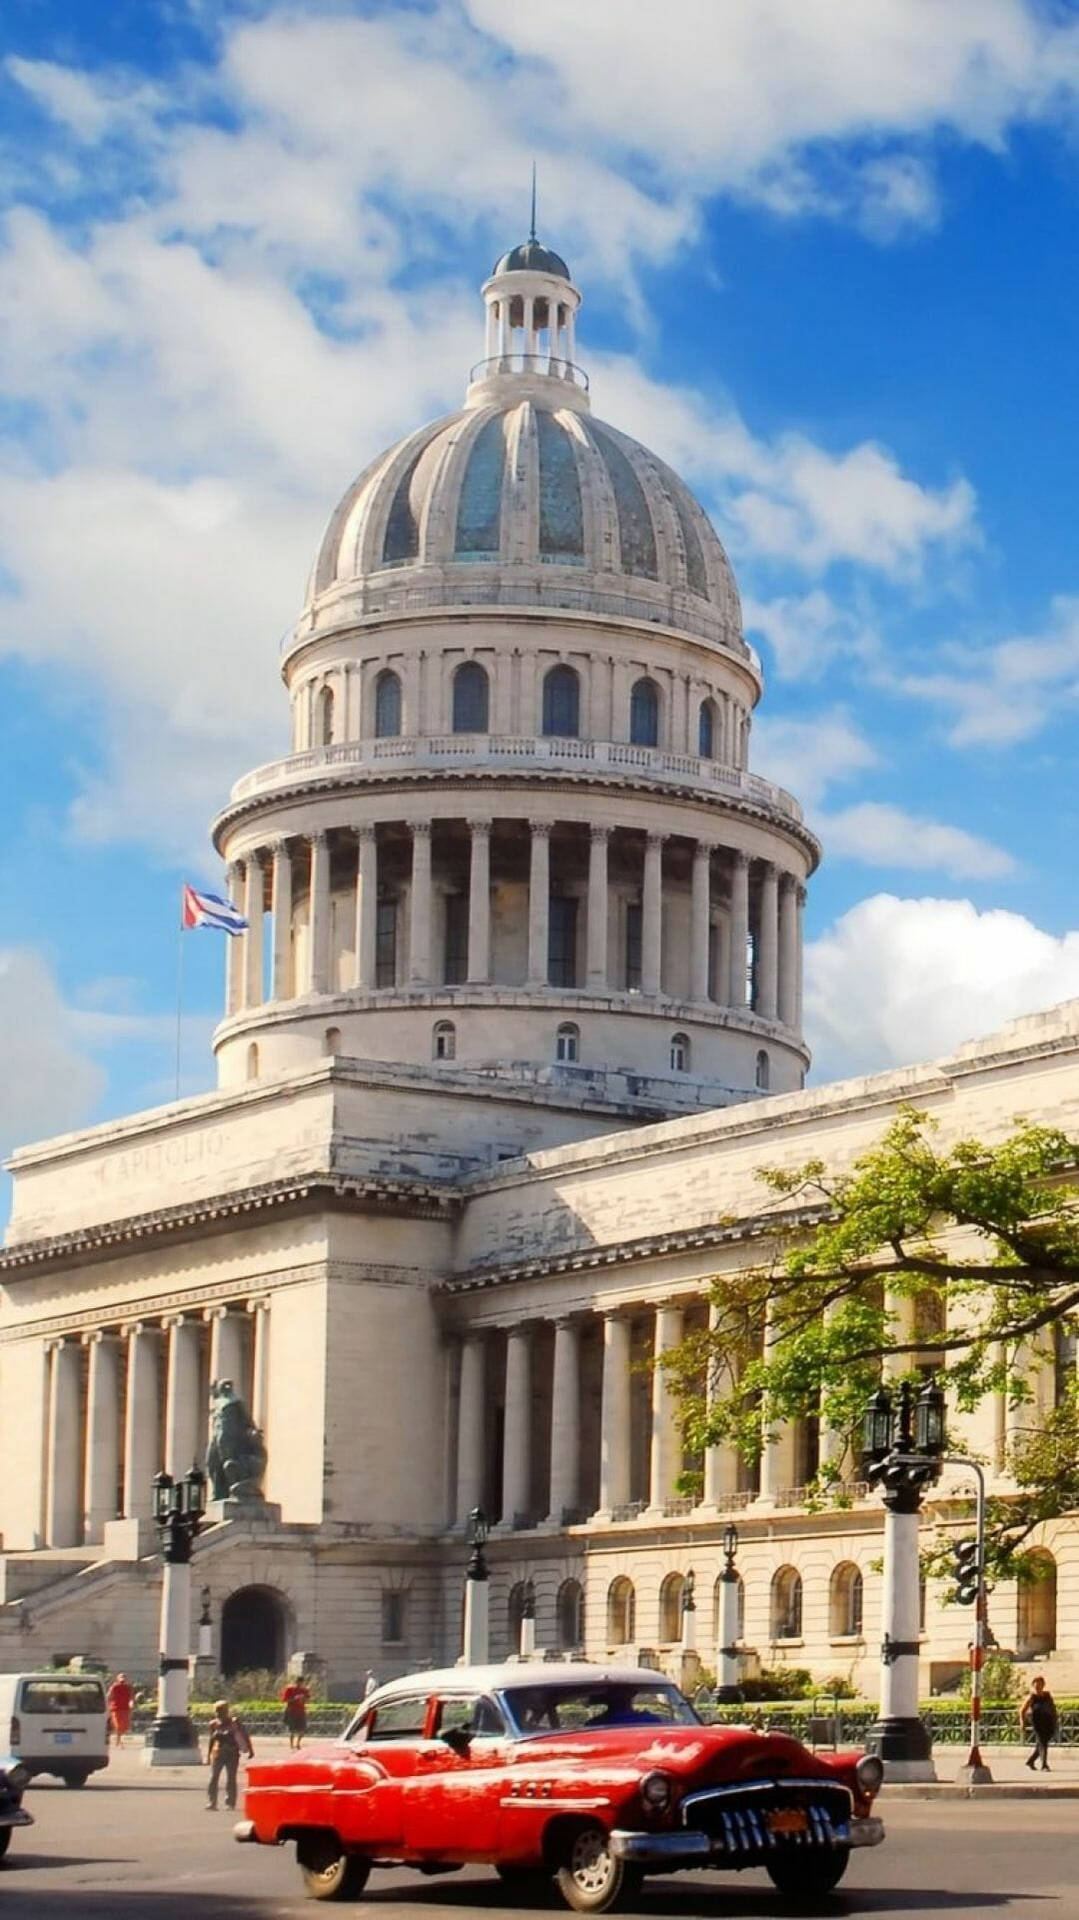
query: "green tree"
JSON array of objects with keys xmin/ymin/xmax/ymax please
[{"xmin": 666, "ymin": 1107, "xmax": 1079, "ymax": 1565}]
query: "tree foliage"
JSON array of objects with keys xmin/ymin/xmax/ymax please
[{"xmin": 666, "ymin": 1108, "xmax": 1079, "ymax": 1541}]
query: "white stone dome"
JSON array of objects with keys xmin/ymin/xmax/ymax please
[{"xmin": 302, "ymin": 242, "xmax": 744, "ymax": 657}]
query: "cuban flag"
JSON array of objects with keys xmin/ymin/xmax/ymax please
[{"xmin": 182, "ymin": 882, "xmax": 249, "ymax": 936}]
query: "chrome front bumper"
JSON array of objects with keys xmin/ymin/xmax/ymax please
[
  {"xmin": 610, "ymin": 1813, "xmax": 884, "ymax": 1865},
  {"xmin": 233, "ymin": 1820, "xmax": 258, "ymax": 1843}
]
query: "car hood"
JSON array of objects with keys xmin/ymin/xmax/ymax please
[{"xmin": 509, "ymin": 1725, "xmax": 837, "ymax": 1782}]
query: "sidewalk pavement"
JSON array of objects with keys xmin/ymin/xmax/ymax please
[{"xmin": 882, "ymin": 1741, "xmax": 1079, "ymax": 1798}]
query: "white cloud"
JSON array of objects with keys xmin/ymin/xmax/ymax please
[
  {"xmin": 899, "ymin": 593, "xmax": 1079, "ymax": 746},
  {"xmin": 0, "ymin": 949, "xmax": 104, "ymax": 1158},
  {"xmin": 752, "ymin": 710, "xmax": 878, "ymax": 809},
  {"xmin": 805, "ymin": 894, "xmax": 1079, "ymax": 1081},
  {"xmin": 819, "ymin": 802, "xmax": 1016, "ymax": 879},
  {"xmin": 743, "ymin": 589, "xmax": 878, "ymax": 681}
]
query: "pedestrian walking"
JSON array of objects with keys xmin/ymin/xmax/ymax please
[
  {"xmin": 205, "ymin": 1700, "xmax": 253, "ymax": 1810},
  {"xmin": 1019, "ymin": 1674, "xmax": 1059, "ymax": 1770},
  {"xmin": 280, "ymin": 1678, "xmax": 312, "ymax": 1750},
  {"xmin": 106, "ymin": 1672, "xmax": 135, "ymax": 1748}
]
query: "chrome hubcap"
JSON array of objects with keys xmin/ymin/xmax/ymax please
[{"xmin": 570, "ymin": 1831, "xmax": 613, "ymax": 1894}]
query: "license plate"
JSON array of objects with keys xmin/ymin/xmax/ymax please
[
  {"xmin": 768, "ymin": 1808, "xmax": 808, "ymax": 1835},
  {"xmin": 51, "ymin": 1732, "xmax": 74, "ymax": 1746}
]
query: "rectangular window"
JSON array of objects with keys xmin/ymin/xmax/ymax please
[
  {"xmin": 443, "ymin": 893, "xmax": 468, "ymax": 984},
  {"xmin": 376, "ymin": 897, "xmax": 397, "ymax": 988},
  {"xmin": 548, "ymin": 895, "xmax": 578, "ymax": 988},
  {"xmin": 625, "ymin": 901, "xmax": 642, "ymax": 991},
  {"xmin": 381, "ymin": 1590, "xmax": 407, "ymax": 1645}
]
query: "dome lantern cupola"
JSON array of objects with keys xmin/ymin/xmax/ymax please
[{"xmin": 469, "ymin": 216, "xmax": 586, "ymax": 410}]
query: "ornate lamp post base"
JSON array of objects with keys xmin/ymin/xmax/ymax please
[
  {"xmin": 143, "ymin": 1713, "xmax": 202, "ymax": 1768},
  {"xmin": 865, "ymin": 1713, "xmax": 936, "ymax": 1782}
]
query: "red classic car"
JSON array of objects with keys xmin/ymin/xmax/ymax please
[{"xmin": 235, "ymin": 1662, "xmax": 884, "ymax": 1908}]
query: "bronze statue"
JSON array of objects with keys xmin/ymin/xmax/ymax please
[{"xmin": 206, "ymin": 1380, "xmax": 267, "ymax": 1501}]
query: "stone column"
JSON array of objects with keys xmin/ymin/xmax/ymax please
[
  {"xmin": 648, "ymin": 1306, "xmax": 684, "ymax": 1510},
  {"xmin": 353, "ymin": 827, "xmax": 377, "ymax": 990},
  {"xmin": 455, "ymin": 1335, "xmax": 486, "ymax": 1526},
  {"xmin": 44, "ymin": 1339, "xmax": 81, "ymax": 1548},
  {"xmin": 501, "ymin": 1328, "xmax": 532, "ymax": 1528},
  {"xmin": 247, "ymin": 1298, "xmax": 271, "ymax": 1432},
  {"xmin": 408, "ymin": 822, "xmax": 432, "ymax": 985},
  {"xmin": 271, "ymin": 840, "xmax": 293, "ymax": 1001},
  {"xmin": 755, "ymin": 861, "xmax": 779, "ymax": 1019},
  {"xmin": 163, "ymin": 1316, "xmax": 201, "ymax": 1477},
  {"xmin": 642, "ymin": 831, "xmax": 665, "ymax": 995},
  {"xmin": 701, "ymin": 1301, "xmax": 741, "ymax": 1506},
  {"xmin": 756, "ymin": 1301, "xmax": 795, "ymax": 1503},
  {"xmin": 467, "ymin": 821, "xmax": 491, "ymax": 983},
  {"xmin": 598, "ymin": 1314, "xmax": 631, "ymax": 1513},
  {"xmin": 123, "ymin": 1323, "xmax": 160, "ymax": 1521},
  {"xmin": 225, "ymin": 862, "xmax": 244, "ymax": 1015},
  {"xmin": 586, "ymin": 826, "xmax": 610, "ymax": 991},
  {"xmin": 243, "ymin": 853, "xmax": 264, "ymax": 1009},
  {"xmin": 727, "ymin": 851, "xmax": 749, "ymax": 1007},
  {"xmin": 690, "ymin": 842, "xmax": 712, "ymax": 1001},
  {"xmin": 82, "ymin": 1331, "xmax": 121, "ymax": 1543},
  {"xmin": 547, "ymin": 1318, "xmax": 580, "ymax": 1523},
  {"xmin": 207, "ymin": 1308, "xmax": 247, "ymax": 1401},
  {"xmin": 527, "ymin": 822, "xmax": 551, "ymax": 986},
  {"xmin": 777, "ymin": 871, "xmax": 799, "ymax": 1027},
  {"xmin": 307, "ymin": 831, "xmax": 331, "ymax": 995},
  {"xmin": 795, "ymin": 883, "xmax": 806, "ymax": 1032}
]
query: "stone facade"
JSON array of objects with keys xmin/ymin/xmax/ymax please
[{"xmin": 1, "ymin": 236, "xmax": 1076, "ymax": 1701}]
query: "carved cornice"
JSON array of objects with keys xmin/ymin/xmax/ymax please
[{"xmin": 0, "ymin": 1172, "xmax": 461, "ymax": 1278}]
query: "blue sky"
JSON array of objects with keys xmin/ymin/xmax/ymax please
[{"xmin": 4, "ymin": 0, "xmax": 1079, "ymax": 1205}]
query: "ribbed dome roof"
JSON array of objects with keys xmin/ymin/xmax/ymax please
[
  {"xmin": 493, "ymin": 238, "xmax": 571, "ymax": 278},
  {"xmin": 306, "ymin": 397, "xmax": 744, "ymax": 654}
]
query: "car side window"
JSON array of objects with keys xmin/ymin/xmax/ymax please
[
  {"xmin": 366, "ymin": 1695, "xmax": 430, "ymax": 1741},
  {"xmin": 436, "ymin": 1695, "xmax": 506, "ymax": 1737}
]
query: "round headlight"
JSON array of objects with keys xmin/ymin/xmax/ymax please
[
  {"xmin": 855, "ymin": 1754, "xmax": 884, "ymax": 1797},
  {"xmin": 640, "ymin": 1769, "xmax": 673, "ymax": 1811},
  {"xmin": 5, "ymin": 1764, "xmax": 29, "ymax": 1792}
]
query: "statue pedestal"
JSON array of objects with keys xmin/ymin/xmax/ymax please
[{"xmin": 205, "ymin": 1499, "xmax": 281, "ymax": 1527}]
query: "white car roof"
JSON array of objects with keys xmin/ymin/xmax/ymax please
[{"xmin": 366, "ymin": 1664, "xmax": 680, "ymax": 1702}]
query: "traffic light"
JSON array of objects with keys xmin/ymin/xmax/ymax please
[{"xmin": 953, "ymin": 1538, "xmax": 980, "ymax": 1606}]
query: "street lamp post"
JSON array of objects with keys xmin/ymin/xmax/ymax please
[
  {"xmin": 861, "ymin": 1379, "xmax": 946, "ymax": 1782},
  {"xmin": 716, "ymin": 1524, "xmax": 743, "ymax": 1704},
  {"xmin": 143, "ymin": 1464, "xmax": 206, "ymax": 1768},
  {"xmin": 519, "ymin": 1578, "xmax": 537, "ymax": 1660},
  {"xmin": 462, "ymin": 1508, "xmax": 490, "ymax": 1666},
  {"xmin": 680, "ymin": 1569, "xmax": 697, "ymax": 1653}
]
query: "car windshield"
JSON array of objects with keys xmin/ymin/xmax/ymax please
[
  {"xmin": 502, "ymin": 1681, "xmax": 699, "ymax": 1735},
  {"xmin": 21, "ymin": 1680, "xmax": 105, "ymax": 1714}
]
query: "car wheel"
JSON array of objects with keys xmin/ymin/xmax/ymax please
[
  {"xmin": 0, "ymin": 1825, "xmax": 12, "ymax": 1859},
  {"xmin": 765, "ymin": 1846, "xmax": 850, "ymax": 1899},
  {"xmin": 496, "ymin": 1863, "xmax": 548, "ymax": 1897},
  {"xmin": 63, "ymin": 1770, "xmax": 91, "ymax": 1789},
  {"xmin": 297, "ymin": 1832, "xmax": 372, "ymax": 1903},
  {"xmin": 554, "ymin": 1823, "xmax": 636, "ymax": 1914}
]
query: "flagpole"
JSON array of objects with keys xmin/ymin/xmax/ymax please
[{"xmin": 175, "ymin": 893, "xmax": 186, "ymax": 1101}]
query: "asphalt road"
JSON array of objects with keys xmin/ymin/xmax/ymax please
[{"xmin": 0, "ymin": 1761, "xmax": 1075, "ymax": 1918}]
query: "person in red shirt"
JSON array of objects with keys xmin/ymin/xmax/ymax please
[
  {"xmin": 106, "ymin": 1673, "xmax": 135, "ymax": 1747},
  {"xmin": 280, "ymin": 1679, "xmax": 312, "ymax": 1750}
]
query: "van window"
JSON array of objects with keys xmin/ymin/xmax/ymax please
[{"xmin": 20, "ymin": 1679, "xmax": 106, "ymax": 1715}]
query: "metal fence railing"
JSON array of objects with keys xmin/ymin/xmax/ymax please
[{"xmin": 698, "ymin": 1701, "xmax": 1060, "ymax": 1746}]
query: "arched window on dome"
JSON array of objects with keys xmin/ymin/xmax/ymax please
[
  {"xmin": 452, "ymin": 661, "xmax": 489, "ymax": 733},
  {"xmin": 755, "ymin": 1049, "xmax": 770, "ymax": 1091},
  {"xmin": 629, "ymin": 677, "xmax": 659, "ymax": 747},
  {"xmin": 316, "ymin": 684, "xmax": 335, "ymax": 747},
  {"xmin": 432, "ymin": 1020, "xmax": 456, "ymax": 1062},
  {"xmin": 555, "ymin": 1022, "xmax": 579, "ymax": 1065},
  {"xmin": 670, "ymin": 1032, "xmax": 690, "ymax": 1073},
  {"xmin": 698, "ymin": 698, "xmax": 717, "ymax": 760},
  {"xmin": 374, "ymin": 670, "xmax": 402, "ymax": 739},
  {"xmin": 542, "ymin": 665, "xmax": 580, "ymax": 739},
  {"xmin": 324, "ymin": 1026, "xmax": 341, "ymax": 1057}
]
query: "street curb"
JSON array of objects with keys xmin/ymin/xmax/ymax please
[{"xmin": 883, "ymin": 1783, "xmax": 1079, "ymax": 1799}]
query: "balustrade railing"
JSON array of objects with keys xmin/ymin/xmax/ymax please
[{"xmin": 229, "ymin": 735, "xmax": 803, "ymax": 822}]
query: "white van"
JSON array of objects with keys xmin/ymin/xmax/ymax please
[{"xmin": 0, "ymin": 1673, "xmax": 109, "ymax": 1786}]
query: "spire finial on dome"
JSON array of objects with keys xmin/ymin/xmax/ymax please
[{"xmin": 530, "ymin": 161, "xmax": 537, "ymax": 245}]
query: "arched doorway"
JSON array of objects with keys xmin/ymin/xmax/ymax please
[{"xmin": 219, "ymin": 1585, "xmax": 289, "ymax": 1677}]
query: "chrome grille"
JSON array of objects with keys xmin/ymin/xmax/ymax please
[{"xmin": 681, "ymin": 1778, "xmax": 852, "ymax": 1862}]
